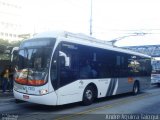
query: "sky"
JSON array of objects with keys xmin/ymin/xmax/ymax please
[{"xmin": 21, "ymin": 0, "xmax": 160, "ymax": 46}]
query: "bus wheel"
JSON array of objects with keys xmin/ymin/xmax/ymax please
[
  {"xmin": 157, "ymin": 83, "xmax": 160, "ymax": 87},
  {"xmin": 132, "ymin": 82, "xmax": 139, "ymax": 95},
  {"xmin": 82, "ymin": 86, "xmax": 94, "ymax": 105},
  {"xmin": 15, "ymin": 99, "xmax": 24, "ymax": 103}
]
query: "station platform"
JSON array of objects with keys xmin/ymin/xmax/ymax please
[{"xmin": 0, "ymin": 90, "xmax": 14, "ymax": 103}]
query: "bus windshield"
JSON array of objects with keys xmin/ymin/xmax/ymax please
[
  {"xmin": 152, "ymin": 60, "xmax": 160, "ymax": 71},
  {"xmin": 15, "ymin": 38, "xmax": 55, "ymax": 86}
]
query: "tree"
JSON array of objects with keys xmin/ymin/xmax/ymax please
[
  {"xmin": 0, "ymin": 39, "xmax": 21, "ymax": 60},
  {"xmin": 0, "ymin": 39, "xmax": 21, "ymax": 47}
]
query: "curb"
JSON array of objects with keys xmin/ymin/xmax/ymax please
[
  {"xmin": 0, "ymin": 93, "xmax": 13, "ymax": 97},
  {"xmin": 0, "ymin": 92, "xmax": 14, "ymax": 103},
  {"xmin": 0, "ymin": 98, "xmax": 15, "ymax": 103}
]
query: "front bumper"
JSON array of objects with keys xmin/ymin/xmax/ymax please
[{"xmin": 13, "ymin": 89, "xmax": 58, "ymax": 105}]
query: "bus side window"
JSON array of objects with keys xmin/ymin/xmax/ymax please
[
  {"xmin": 59, "ymin": 51, "xmax": 71, "ymax": 79},
  {"xmin": 59, "ymin": 44, "xmax": 79, "ymax": 87},
  {"xmin": 80, "ymin": 60, "xmax": 92, "ymax": 79}
]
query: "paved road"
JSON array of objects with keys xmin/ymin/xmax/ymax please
[{"xmin": 1, "ymin": 85, "xmax": 160, "ymax": 120}]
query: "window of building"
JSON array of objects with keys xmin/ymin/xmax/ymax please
[
  {"xmin": 0, "ymin": 32, "xmax": 4, "ymax": 36},
  {"xmin": 9, "ymin": 33, "xmax": 12, "ymax": 37},
  {"xmin": 5, "ymin": 33, "xmax": 8, "ymax": 37}
]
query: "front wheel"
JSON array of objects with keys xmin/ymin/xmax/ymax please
[
  {"xmin": 132, "ymin": 82, "xmax": 139, "ymax": 95},
  {"xmin": 15, "ymin": 99, "xmax": 25, "ymax": 103},
  {"xmin": 157, "ymin": 83, "xmax": 160, "ymax": 87},
  {"xmin": 82, "ymin": 86, "xmax": 95, "ymax": 105}
]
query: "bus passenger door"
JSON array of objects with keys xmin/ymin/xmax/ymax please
[{"xmin": 57, "ymin": 42, "xmax": 80, "ymax": 105}]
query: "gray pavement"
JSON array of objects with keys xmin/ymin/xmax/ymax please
[
  {"xmin": 0, "ymin": 85, "xmax": 160, "ymax": 120},
  {"xmin": 0, "ymin": 90, "xmax": 14, "ymax": 103}
]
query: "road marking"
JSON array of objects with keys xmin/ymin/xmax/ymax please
[
  {"xmin": 55, "ymin": 93, "xmax": 150, "ymax": 120},
  {"xmin": 55, "ymin": 93, "xmax": 160, "ymax": 120}
]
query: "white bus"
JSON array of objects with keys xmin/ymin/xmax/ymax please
[
  {"xmin": 13, "ymin": 31, "xmax": 152, "ymax": 105},
  {"xmin": 151, "ymin": 59, "xmax": 160, "ymax": 85}
]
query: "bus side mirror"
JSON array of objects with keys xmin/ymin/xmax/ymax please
[{"xmin": 59, "ymin": 51, "xmax": 70, "ymax": 67}]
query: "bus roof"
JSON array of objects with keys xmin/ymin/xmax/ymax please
[{"xmin": 32, "ymin": 31, "xmax": 151, "ymax": 58}]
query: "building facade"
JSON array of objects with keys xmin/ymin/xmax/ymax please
[{"xmin": 0, "ymin": 0, "xmax": 23, "ymax": 41}]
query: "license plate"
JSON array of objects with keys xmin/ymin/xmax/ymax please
[{"xmin": 23, "ymin": 95, "xmax": 29, "ymax": 99}]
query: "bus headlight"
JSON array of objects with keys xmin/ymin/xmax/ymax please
[{"xmin": 39, "ymin": 89, "xmax": 48, "ymax": 95}]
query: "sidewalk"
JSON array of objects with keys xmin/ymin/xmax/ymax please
[{"xmin": 0, "ymin": 90, "xmax": 15, "ymax": 103}]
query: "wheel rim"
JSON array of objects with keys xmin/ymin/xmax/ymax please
[
  {"xmin": 85, "ymin": 89, "xmax": 93, "ymax": 100},
  {"xmin": 134, "ymin": 85, "xmax": 138, "ymax": 93}
]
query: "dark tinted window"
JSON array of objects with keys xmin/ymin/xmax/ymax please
[
  {"xmin": 53, "ymin": 41, "xmax": 151, "ymax": 89},
  {"xmin": 78, "ymin": 44, "xmax": 151, "ymax": 78},
  {"xmin": 59, "ymin": 42, "xmax": 79, "ymax": 87}
]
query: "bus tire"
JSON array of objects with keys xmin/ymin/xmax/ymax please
[
  {"xmin": 82, "ymin": 85, "xmax": 95, "ymax": 105},
  {"xmin": 15, "ymin": 99, "xmax": 24, "ymax": 103},
  {"xmin": 157, "ymin": 83, "xmax": 160, "ymax": 87},
  {"xmin": 132, "ymin": 81, "xmax": 139, "ymax": 95}
]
